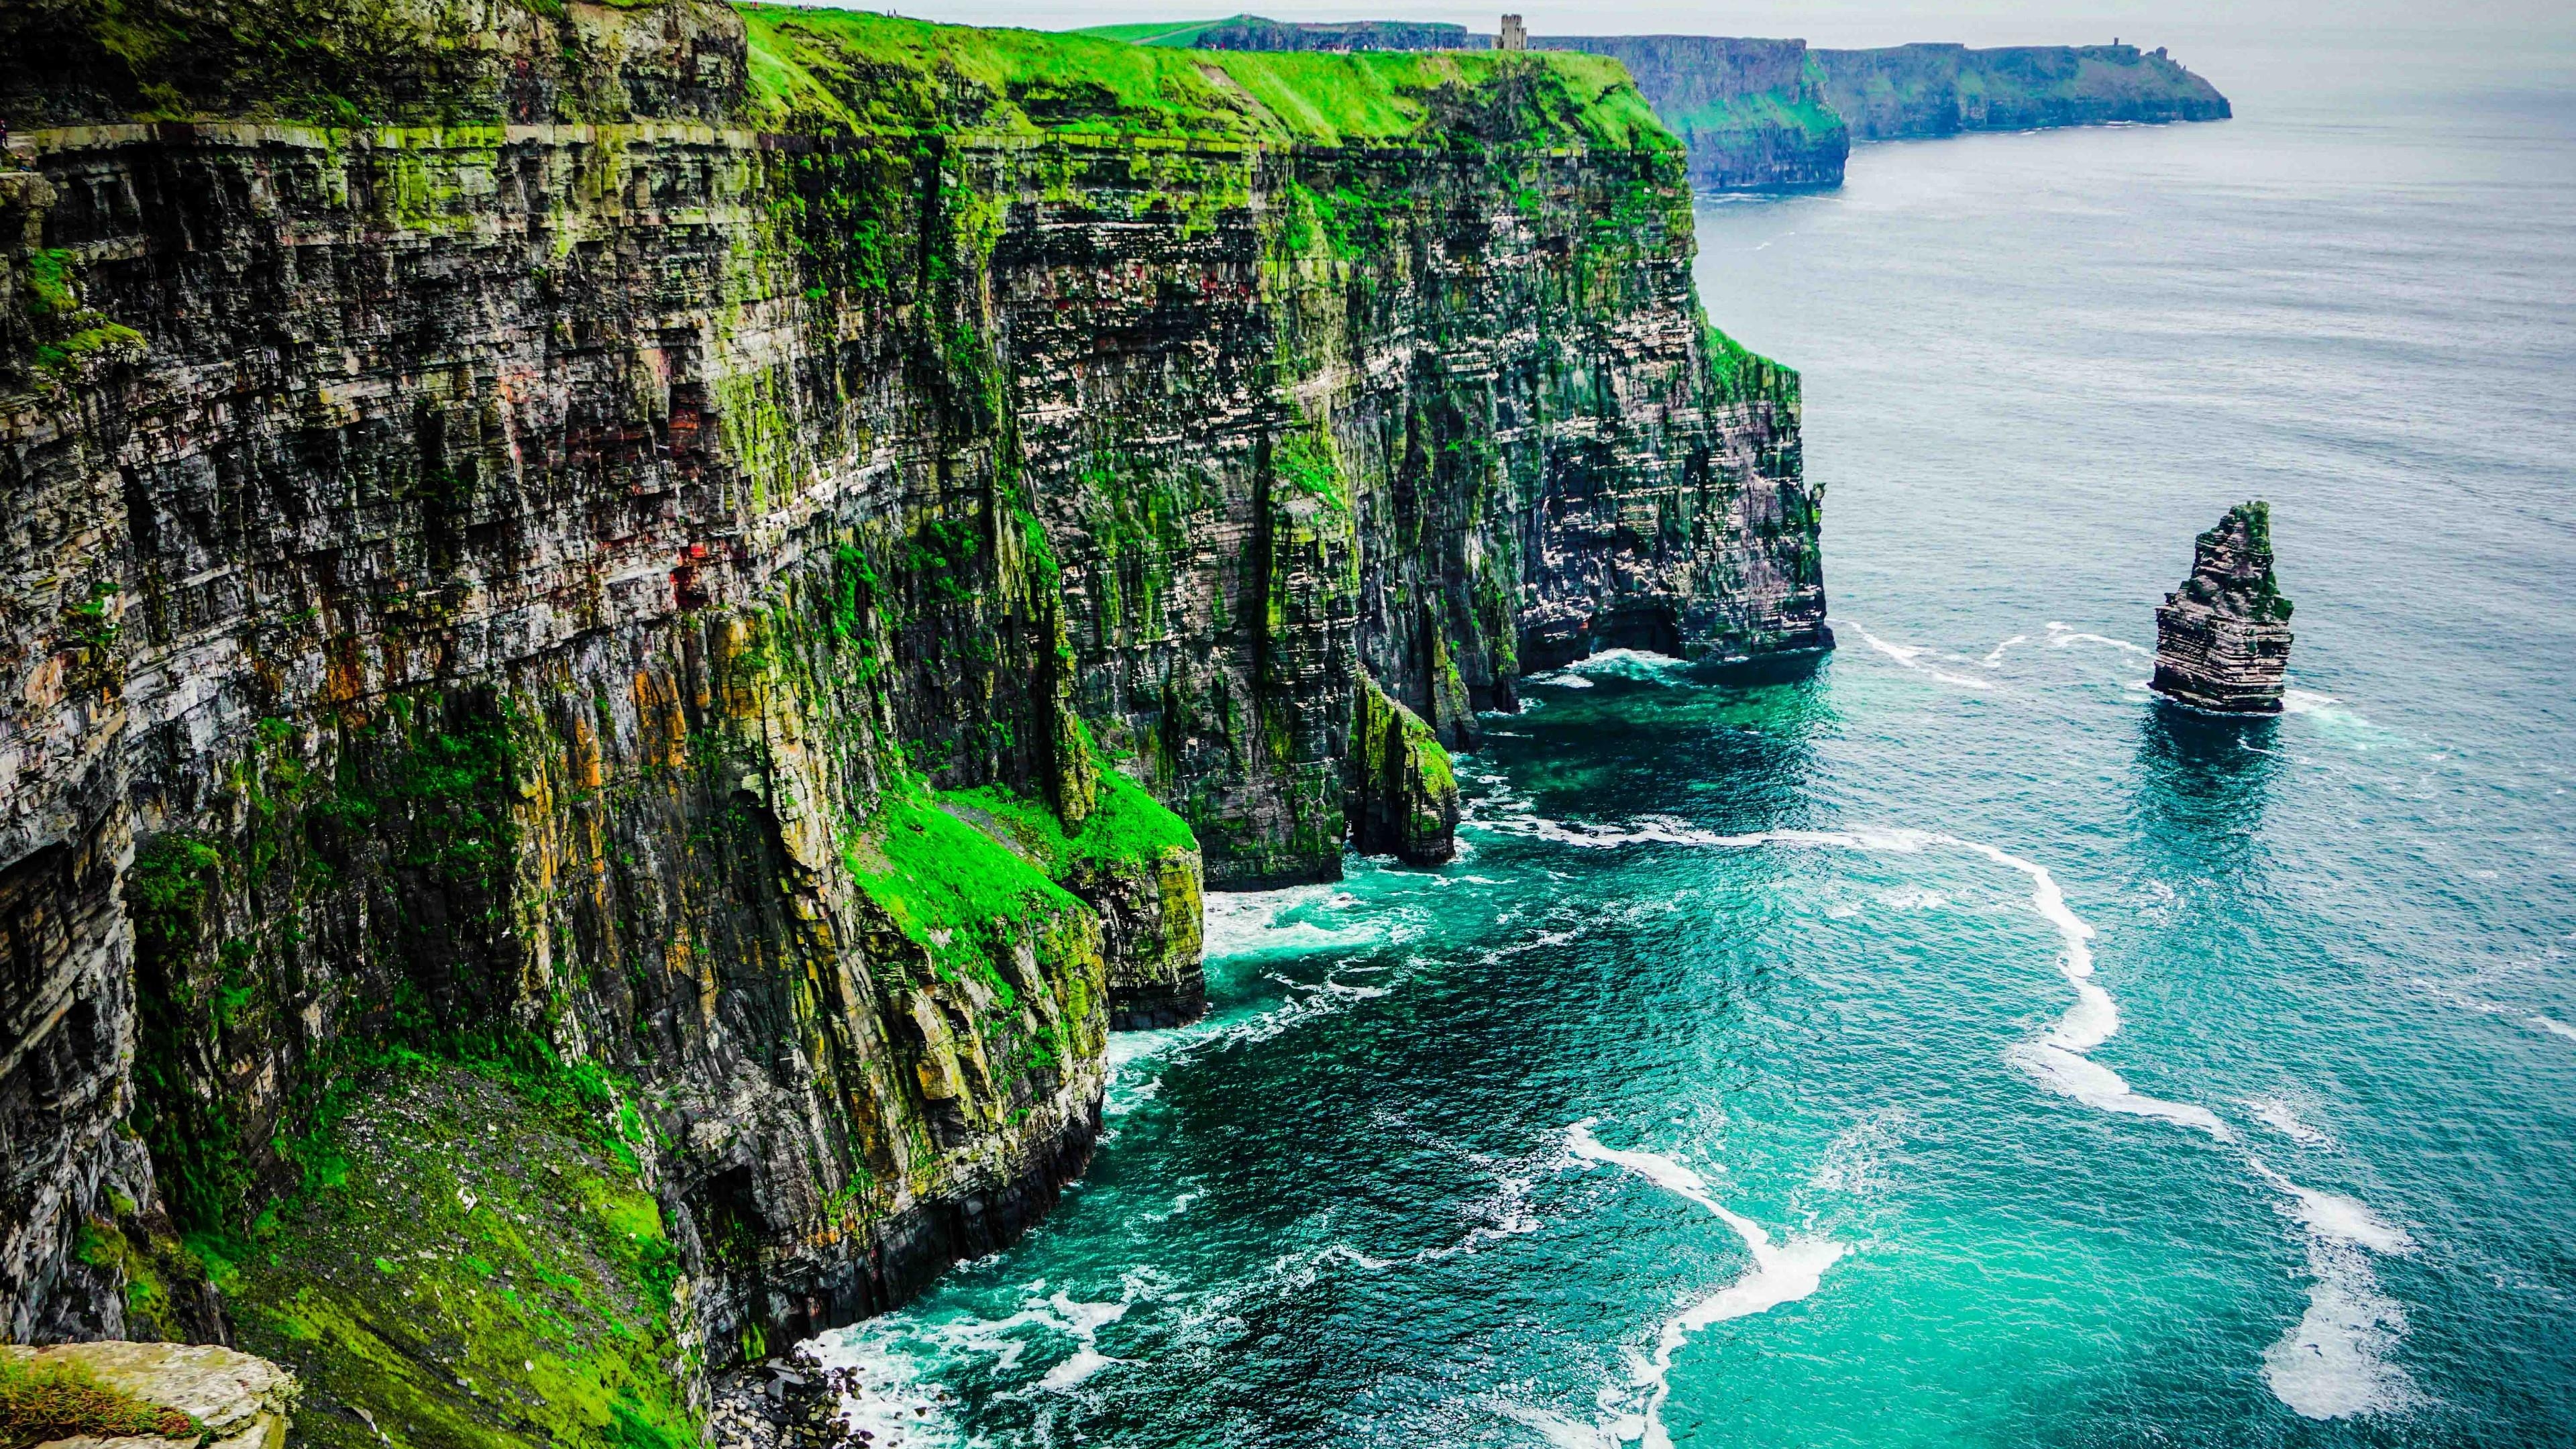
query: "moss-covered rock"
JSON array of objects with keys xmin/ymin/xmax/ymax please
[
  {"xmin": 2, "ymin": 1341, "xmax": 296, "ymax": 1449},
  {"xmin": 223, "ymin": 1065, "xmax": 693, "ymax": 1449},
  {"xmin": 1347, "ymin": 674, "xmax": 1459, "ymax": 867},
  {"xmin": 948, "ymin": 768, "xmax": 1208, "ymax": 1029}
]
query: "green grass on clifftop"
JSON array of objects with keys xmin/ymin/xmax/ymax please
[
  {"xmin": 738, "ymin": 6, "xmax": 1669, "ymax": 150},
  {"xmin": 1070, "ymin": 17, "xmax": 1250, "ymax": 47}
]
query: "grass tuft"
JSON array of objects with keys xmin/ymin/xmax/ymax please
[{"xmin": 0, "ymin": 1354, "xmax": 195, "ymax": 1448}]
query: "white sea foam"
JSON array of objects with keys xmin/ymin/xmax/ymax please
[
  {"xmin": 2239, "ymin": 1151, "xmax": 2422, "ymax": 1419},
  {"xmin": 2412, "ymin": 977, "xmax": 2576, "ymax": 1048},
  {"xmin": 2279, "ymin": 688, "xmax": 2404, "ymax": 749},
  {"xmin": 1493, "ymin": 1399, "xmax": 1624, "ymax": 1449},
  {"xmin": 2247, "ymin": 1097, "xmax": 2336, "ymax": 1147},
  {"xmin": 1570, "ymin": 648, "xmax": 1695, "ymax": 682},
  {"xmin": 818, "ymin": 1286, "xmax": 1140, "ymax": 1410},
  {"xmin": 1498, "ymin": 812, "xmax": 2424, "ymax": 1413},
  {"xmin": 1527, "ymin": 670, "xmax": 1597, "ymax": 689},
  {"xmin": 1810, "ymin": 1108, "xmax": 1913, "ymax": 1199},
  {"xmin": 1849, "ymin": 623, "xmax": 1997, "ymax": 690},
  {"xmin": 1202, "ymin": 884, "xmax": 1387, "ymax": 959},
  {"xmin": 2008, "ymin": 1039, "xmax": 2235, "ymax": 1140},
  {"xmin": 1036, "ymin": 1348, "xmax": 1117, "ymax": 1392},
  {"xmin": 1483, "ymin": 820, "xmax": 2241, "ymax": 1143},
  {"xmin": 2249, "ymin": 1164, "xmax": 2420, "ymax": 1419},
  {"xmin": 1981, "ymin": 635, "xmax": 2028, "ymax": 667},
  {"xmin": 2262, "ymin": 1242, "xmax": 2420, "ymax": 1421},
  {"xmin": 2045, "ymin": 621, "xmax": 2153, "ymax": 656},
  {"xmin": 1568, "ymin": 1122, "xmax": 1845, "ymax": 1449},
  {"xmin": 805, "ymin": 1330, "xmax": 964, "ymax": 1448}
]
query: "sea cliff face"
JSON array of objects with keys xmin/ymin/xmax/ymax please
[
  {"xmin": 1130, "ymin": 26, "xmax": 2229, "ymax": 193},
  {"xmin": 0, "ymin": 0, "xmax": 1823, "ymax": 1439},
  {"xmin": 1813, "ymin": 43, "xmax": 2233, "ymax": 142},
  {"xmin": 1534, "ymin": 38, "xmax": 1848, "ymax": 193}
]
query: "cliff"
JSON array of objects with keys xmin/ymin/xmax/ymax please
[
  {"xmin": 1813, "ymin": 43, "xmax": 2233, "ymax": 142},
  {"xmin": 1093, "ymin": 25, "xmax": 2226, "ymax": 192},
  {"xmin": 0, "ymin": 0, "xmax": 1823, "ymax": 1442},
  {"xmin": 1534, "ymin": 38, "xmax": 1847, "ymax": 193},
  {"xmin": 2153, "ymin": 502, "xmax": 2294, "ymax": 714}
]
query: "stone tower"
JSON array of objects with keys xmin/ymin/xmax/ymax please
[{"xmin": 1499, "ymin": 14, "xmax": 1527, "ymax": 51}]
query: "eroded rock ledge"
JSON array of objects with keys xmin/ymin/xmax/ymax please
[{"xmin": 0, "ymin": 3, "xmax": 1825, "ymax": 1442}]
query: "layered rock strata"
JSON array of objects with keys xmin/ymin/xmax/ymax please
[
  {"xmin": 2152, "ymin": 502, "xmax": 2294, "ymax": 713},
  {"xmin": 0, "ymin": 2, "xmax": 1825, "ymax": 1440},
  {"xmin": 1813, "ymin": 43, "xmax": 2233, "ymax": 142},
  {"xmin": 1108, "ymin": 25, "xmax": 2228, "ymax": 193},
  {"xmin": 1534, "ymin": 38, "xmax": 1849, "ymax": 193}
]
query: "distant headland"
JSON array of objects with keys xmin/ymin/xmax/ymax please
[{"xmin": 1081, "ymin": 17, "xmax": 2234, "ymax": 193}]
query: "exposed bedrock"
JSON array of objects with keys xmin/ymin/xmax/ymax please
[
  {"xmin": 1348, "ymin": 675, "xmax": 1460, "ymax": 867},
  {"xmin": 0, "ymin": 1, "xmax": 1825, "ymax": 1436},
  {"xmin": 1535, "ymin": 37, "xmax": 1849, "ymax": 193},
  {"xmin": 1813, "ymin": 43, "xmax": 2233, "ymax": 142},
  {"xmin": 1133, "ymin": 26, "xmax": 2229, "ymax": 193},
  {"xmin": 2153, "ymin": 502, "xmax": 2294, "ymax": 714},
  {"xmin": 2, "ymin": 1339, "xmax": 301, "ymax": 1449}
]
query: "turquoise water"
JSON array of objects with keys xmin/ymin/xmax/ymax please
[{"xmin": 808, "ymin": 29, "xmax": 2576, "ymax": 1447}]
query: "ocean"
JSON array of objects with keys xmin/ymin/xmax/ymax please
[{"xmin": 802, "ymin": 23, "xmax": 2576, "ymax": 1446}]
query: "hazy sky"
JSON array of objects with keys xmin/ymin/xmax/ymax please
[{"xmin": 825, "ymin": 0, "xmax": 2576, "ymax": 51}]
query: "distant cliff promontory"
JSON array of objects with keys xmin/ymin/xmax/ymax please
[
  {"xmin": 1090, "ymin": 18, "xmax": 2233, "ymax": 193},
  {"xmin": 1813, "ymin": 42, "xmax": 2233, "ymax": 142},
  {"xmin": 1531, "ymin": 37, "xmax": 1847, "ymax": 193}
]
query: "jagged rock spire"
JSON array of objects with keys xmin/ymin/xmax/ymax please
[{"xmin": 2151, "ymin": 501, "xmax": 2295, "ymax": 712}]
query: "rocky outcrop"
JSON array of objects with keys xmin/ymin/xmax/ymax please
[
  {"xmin": 1814, "ymin": 43, "xmax": 2232, "ymax": 141},
  {"xmin": 1348, "ymin": 675, "xmax": 1458, "ymax": 867},
  {"xmin": 0, "ymin": 1, "xmax": 1824, "ymax": 1436},
  {"xmin": 1534, "ymin": 38, "xmax": 1849, "ymax": 193},
  {"xmin": 3, "ymin": 1340, "xmax": 297, "ymax": 1449},
  {"xmin": 2153, "ymin": 502, "xmax": 2294, "ymax": 713}
]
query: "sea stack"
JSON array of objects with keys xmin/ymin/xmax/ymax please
[{"xmin": 2152, "ymin": 502, "xmax": 2296, "ymax": 712}]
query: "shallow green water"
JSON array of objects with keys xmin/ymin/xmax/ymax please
[{"xmin": 808, "ymin": 27, "xmax": 2576, "ymax": 1447}]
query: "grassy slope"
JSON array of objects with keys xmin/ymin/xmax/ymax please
[
  {"xmin": 225, "ymin": 1066, "xmax": 692, "ymax": 1449},
  {"xmin": 1658, "ymin": 53, "xmax": 1840, "ymax": 142},
  {"xmin": 947, "ymin": 771, "xmax": 1198, "ymax": 881},
  {"xmin": 1069, "ymin": 16, "xmax": 1250, "ymax": 46},
  {"xmin": 736, "ymin": 6, "xmax": 1669, "ymax": 150},
  {"xmin": 1662, "ymin": 87, "xmax": 1842, "ymax": 141}
]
